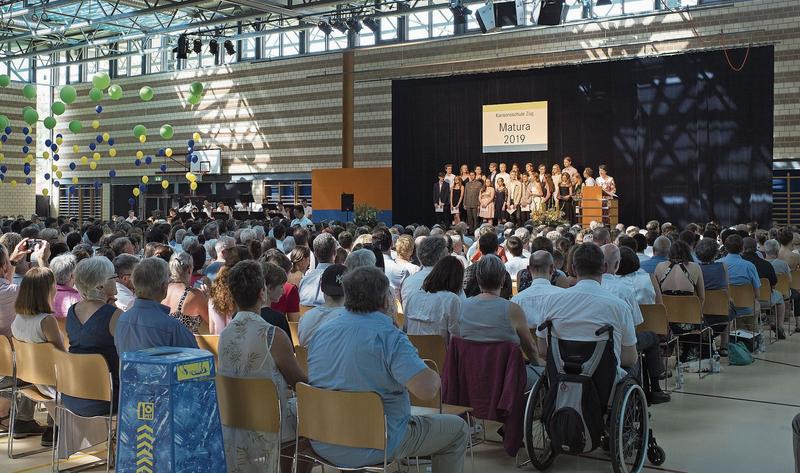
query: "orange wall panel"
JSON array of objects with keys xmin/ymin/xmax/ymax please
[{"xmin": 312, "ymin": 168, "xmax": 392, "ymax": 210}]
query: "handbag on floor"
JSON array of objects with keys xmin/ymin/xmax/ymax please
[{"xmin": 728, "ymin": 342, "xmax": 754, "ymax": 366}]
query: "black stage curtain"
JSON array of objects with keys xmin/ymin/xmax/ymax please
[{"xmin": 392, "ymin": 47, "xmax": 774, "ymax": 228}]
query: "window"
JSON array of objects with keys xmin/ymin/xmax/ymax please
[
  {"xmin": 67, "ymin": 50, "xmax": 82, "ymax": 83},
  {"xmin": 408, "ymin": 11, "xmax": 430, "ymax": 40},
  {"xmin": 9, "ymin": 57, "xmax": 31, "ymax": 82},
  {"xmin": 264, "ymin": 34, "xmax": 281, "ymax": 59},
  {"xmin": 240, "ymin": 24, "xmax": 260, "ymax": 60},
  {"xmin": 282, "ymin": 31, "xmax": 301, "ymax": 56},
  {"xmin": 308, "ymin": 28, "xmax": 328, "ymax": 53},
  {"xmin": 328, "ymin": 29, "xmax": 348, "ymax": 50},
  {"xmin": 358, "ymin": 28, "xmax": 377, "ymax": 47},
  {"xmin": 115, "ymin": 41, "xmax": 130, "ymax": 77},
  {"xmin": 431, "ymin": 8, "xmax": 454, "ymax": 37},
  {"xmin": 380, "ymin": 16, "xmax": 399, "ymax": 41},
  {"xmin": 148, "ymin": 37, "xmax": 163, "ymax": 74}
]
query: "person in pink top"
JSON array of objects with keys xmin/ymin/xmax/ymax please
[
  {"xmin": 0, "ymin": 239, "xmax": 50, "ymax": 335},
  {"xmin": 50, "ymin": 253, "xmax": 81, "ymax": 320}
]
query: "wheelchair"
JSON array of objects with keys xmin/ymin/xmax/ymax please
[{"xmin": 523, "ymin": 321, "xmax": 665, "ymax": 473}]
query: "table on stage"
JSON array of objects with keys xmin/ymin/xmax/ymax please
[{"xmin": 576, "ymin": 186, "xmax": 618, "ymax": 227}]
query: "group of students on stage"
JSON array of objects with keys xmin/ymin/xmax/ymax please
[{"xmin": 434, "ymin": 156, "xmax": 617, "ymax": 229}]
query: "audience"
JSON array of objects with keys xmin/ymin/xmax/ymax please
[
  {"xmin": 718, "ymin": 235, "xmax": 760, "ymax": 317},
  {"xmin": 400, "ymin": 235, "xmax": 450, "ymax": 305},
  {"xmin": 297, "ymin": 264, "xmax": 347, "ymax": 347},
  {"xmin": 50, "ymin": 253, "xmax": 80, "ymax": 320},
  {"xmin": 403, "ymin": 256, "xmax": 464, "ymax": 342},
  {"xmin": 162, "ymin": 252, "xmax": 210, "ymax": 334},
  {"xmin": 287, "ymin": 246, "xmax": 311, "ymax": 288},
  {"xmin": 463, "ymin": 233, "xmax": 513, "ymax": 299},
  {"xmin": 298, "ymin": 233, "xmax": 336, "ymax": 307},
  {"xmin": 112, "ymin": 254, "xmax": 139, "ymax": 311},
  {"xmin": 258, "ymin": 262, "xmax": 293, "ymax": 341}
]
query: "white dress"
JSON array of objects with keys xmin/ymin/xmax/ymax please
[
  {"xmin": 403, "ymin": 290, "xmax": 461, "ymax": 341},
  {"xmin": 218, "ymin": 311, "xmax": 296, "ymax": 473}
]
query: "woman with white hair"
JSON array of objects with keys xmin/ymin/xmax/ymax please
[
  {"xmin": 343, "ymin": 248, "xmax": 376, "ymax": 269},
  {"xmin": 50, "ymin": 253, "xmax": 80, "ymax": 320},
  {"xmin": 162, "ymin": 252, "xmax": 209, "ymax": 334}
]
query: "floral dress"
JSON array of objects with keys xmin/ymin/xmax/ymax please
[{"xmin": 218, "ymin": 311, "xmax": 296, "ymax": 473}]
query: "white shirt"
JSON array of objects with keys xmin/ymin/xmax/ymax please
[
  {"xmin": 511, "ymin": 278, "xmax": 566, "ymax": 328},
  {"xmin": 505, "ymin": 256, "xmax": 529, "ymax": 282},
  {"xmin": 298, "ymin": 263, "xmax": 333, "ymax": 307},
  {"xmin": 637, "ymin": 252, "xmax": 651, "ymax": 262},
  {"xmin": 536, "ymin": 279, "xmax": 637, "ymax": 381},
  {"xmin": 384, "ymin": 254, "xmax": 410, "ymax": 300},
  {"xmin": 396, "ymin": 260, "xmax": 420, "ymax": 277},
  {"xmin": 290, "ymin": 217, "xmax": 314, "ymax": 228},
  {"xmin": 404, "ymin": 290, "xmax": 462, "ymax": 341},
  {"xmin": 584, "ymin": 177, "xmax": 596, "ymax": 186},
  {"xmin": 620, "ymin": 270, "xmax": 657, "ymax": 305},
  {"xmin": 297, "ymin": 305, "xmax": 343, "ymax": 346},
  {"xmin": 304, "ymin": 205, "xmax": 313, "ymax": 218},
  {"xmin": 563, "ymin": 165, "xmax": 579, "ymax": 178},
  {"xmin": 601, "ymin": 274, "xmax": 644, "ymax": 325},
  {"xmin": 400, "ymin": 266, "xmax": 433, "ymax": 306},
  {"xmin": 495, "ymin": 172, "xmax": 510, "ymax": 186},
  {"xmin": 644, "ymin": 246, "xmax": 654, "ymax": 257},
  {"xmin": 115, "ymin": 282, "xmax": 136, "ymax": 312},
  {"xmin": 444, "ymin": 173, "xmax": 456, "ymax": 187}
]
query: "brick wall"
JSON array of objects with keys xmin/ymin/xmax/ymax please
[{"xmin": 0, "ymin": 83, "xmax": 37, "ymax": 217}]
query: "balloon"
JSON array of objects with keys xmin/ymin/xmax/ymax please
[
  {"xmin": 43, "ymin": 116, "xmax": 57, "ymax": 129},
  {"xmin": 89, "ymin": 161, "xmax": 97, "ymax": 170},
  {"xmin": 136, "ymin": 150, "xmax": 144, "ymax": 159},
  {"xmin": 52, "ymin": 164, "xmax": 58, "ymax": 172},
  {"xmin": 160, "ymin": 164, "xmax": 167, "ymax": 172},
  {"xmin": 185, "ymin": 172, "xmax": 196, "ymax": 182},
  {"xmin": 50, "ymin": 143, "xmax": 58, "ymax": 152},
  {"xmin": 161, "ymin": 180, "xmax": 170, "ymax": 189},
  {"xmin": 0, "ymin": 166, "xmax": 5, "ymax": 173},
  {"xmin": 44, "ymin": 173, "xmax": 51, "ymax": 180},
  {"xmin": 139, "ymin": 184, "xmax": 147, "ymax": 192},
  {"xmin": 142, "ymin": 176, "xmax": 149, "ymax": 184},
  {"xmin": 55, "ymin": 136, "xmax": 63, "ymax": 145},
  {"xmin": 187, "ymin": 139, "xmax": 195, "ymax": 148},
  {"xmin": 102, "ymin": 133, "xmax": 110, "ymax": 141},
  {"xmin": 95, "ymin": 105, "xmax": 103, "ymax": 114},
  {"xmin": 93, "ymin": 152, "xmax": 101, "ymax": 160},
  {"xmin": 45, "ymin": 139, "xmax": 52, "ymax": 146},
  {"xmin": 139, "ymin": 86, "xmax": 154, "ymax": 101},
  {"xmin": 11, "ymin": 180, "xmax": 16, "ymax": 187},
  {"xmin": 193, "ymin": 132, "xmax": 201, "ymax": 141},
  {"xmin": 22, "ymin": 107, "xmax": 38, "ymax": 125},
  {"xmin": 69, "ymin": 162, "xmax": 76, "ymax": 170},
  {"xmin": 60, "ymin": 85, "xmax": 77, "ymax": 104},
  {"xmin": 72, "ymin": 144, "xmax": 79, "ymax": 153},
  {"xmin": 94, "ymin": 181, "xmax": 102, "ymax": 189},
  {"xmin": 109, "ymin": 149, "xmax": 117, "ymax": 157},
  {"xmin": 89, "ymin": 143, "xmax": 96, "ymax": 151},
  {"xmin": 52, "ymin": 154, "xmax": 59, "ymax": 161},
  {"xmin": 139, "ymin": 135, "xmax": 146, "ymax": 144},
  {"xmin": 165, "ymin": 148, "xmax": 173, "ymax": 157},
  {"xmin": 108, "ymin": 138, "xmax": 115, "ymax": 146},
  {"xmin": 22, "ymin": 84, "xmax": 36, "ymax": 100},
  {"xmin": 25, "ymin": 136, "xmax": 32, "ymax": 144},
  {"xmin": 56, "ymin": 170, "xmax": 63, "ymax": 179},
  {"xmin": 0, "ymin": 75, "xmax": 9, "ymax": 87},
  {"xmin": 0, "ymin": 116, "xmax": 8, "ymax": 130},
  {"xmin": 159, "ymin": 124, "xmax": 173, "ymax": 139},
  {"xmin": 189, "ymin": 81, "xmax": 204, "ymax": 95},
  {"xmin": 133, "ymin": 125, "xmax": 147, "ymax": 137},
  {"xmin": 187, "ymin": 94, "xmax": 201, "ymax": 106},
  {"xmin": 80, "ymin": 156, "xmax": 88, "ymax": 165},
  {"xmin": 109, "ymin": 170, "xmax": 116, "ymax": 177},
  {"xmin": 89, "ymin": 88, "xmax": 103, "ymax": 102},
  {"xmin": 108, "ymin": 84, "xmax": 123, "ymax": 100},
  {"xmin": 190, "ymin": 181, "xmax": 198, "ymax": 191},
  {"xmin": 144, "ymin": 156, "xmax": 152, "ymax": 165},
  {"xmin": 69, "ymin": 120, "xmax": 82, "ymax": 133},
  {"xmin": 51, "ymin": 101, "xmax": 66, "ymax": 116},
  {"xmin": 22, "ymin": 127, "xmax": 29, "ymax": 135},
  {"xmin": 42, "ymin": 188, "xmax": 49, "ymax": 196},
  {"xmin": 132, "ymin": 188, "xmax": 140, "ymax": 197},
  {"xmin": 91, "ymin": 120, "xmax": 100, "ymax": 129},
  {"xmin": 128, "ymin": 197, "xmax": 135, "ymax": 206},
  {"xmin": 157, "ymin": 148, "xmax": 165, "ymax": 157},
  {"xmin": 96, "ymin": 135, "xmax": 103, "ymax": 143},
  {"xmin": 22, "ymin": 146, "xmax": 29, "ymax": 154},
  {"xmin": 92, "ymin": 72, "xmax": 110, "ymax": 90},
  {"xmin": 135, "ymin": 159, "xmax": 142, "ymax": 166},
  {"xmin": 72, "ymin": 177, "xmax": 79, "ymax": 184}
]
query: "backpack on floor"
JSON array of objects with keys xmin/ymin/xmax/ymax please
[{"xmin": 728, "ymin": 342, "xmax": 754, "ymax": 366}]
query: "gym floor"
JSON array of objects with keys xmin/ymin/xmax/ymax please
[{"xmin": 0, "ymin": 334, "xmax": 796, "ymax": 473}]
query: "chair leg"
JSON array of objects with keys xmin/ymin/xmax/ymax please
[
  {"xmin": 467, "ymin": 412, "xmax": 475, "ymax": 473},
  {"xmin": 7, "ymin": 386, "xmax": 16, "ymax": 459}
]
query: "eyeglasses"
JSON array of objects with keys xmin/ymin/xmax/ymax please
[{"xmin": 108, "ymin": 274, "xmax": 119, "ymax": 280}]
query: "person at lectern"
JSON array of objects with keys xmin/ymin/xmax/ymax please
[
  {"xmin": 596, "ymin": 164, "xmax": 617, "ymax": 198},
  {"xmin": 583, "ymin": 167, "xmax": 597, "ymax": 187},
  {"xmin": 433, "ymin": 172, "xmax": 451, "ymax": 226},
  {"xmin": 463, "ymin": 171, "xmax": 483, "ymax": 231}
]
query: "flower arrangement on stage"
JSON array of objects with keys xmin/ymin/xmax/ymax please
[
  {"xmin": 530, "ymin": 206, "xmax": 567, "ymax": 227},
  {"xmin": 354, "ymin": 203, "xmax": 379, "ymax": 228}
]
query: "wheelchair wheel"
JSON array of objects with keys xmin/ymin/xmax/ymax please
[
  {"xmin": 610, "ymin": 378, "xmax": 649, "ymax": 473},
  {"xmin": 523, "ymin": 377, "xmax": 556, "ymax": 470}
]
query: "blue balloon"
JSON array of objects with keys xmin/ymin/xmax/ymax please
[
  {"xmin": 44, "ymin": 173, "xmax": 50, "ymax": 180},
  {"xmin": 188, "ymin": 140, "xmax": 195, "ymax": 147},
  {"xmin": 96, "ymin": 135, "xmax": 103, "ymax": 143},
  {"xmin": 157, "ymin": 148, "xmax": 165, "ymax": 156},
  {"xmin": 108, "ymin": 138, "xmax": 115, "ymax": 146},
  {"xmin": 69, "ymin": 162, "xmax": 76, "ymax": 170},
  {"xmin": 95, "ymin": 105, "xmax": 103, "ymax": 114},
  {"xmin": 139, "ymin": 184, "xmax": 147, "ymax": 192},
  {"xmin": 23, "ymin": 168, "xmax": 30, "ymax": 176},
  {"xmin": 22, "ymin": 146, "xmax": 29, "ymax": 153},
  {"xmin": 0, "ymin": 175, "xmax": 4, "ymax": 181},
  {"xmin": 89, "ymin": 143, "xmax": 96, "ymax": 151},
  {"xmin": 0, "ymin": 166, "xmax": 6, "ymax": 173},
  {"xmin": 25, "ymin": 177, "xmax": 32, "ymax": 185},
  {"xmin": 0, "ymin": 136, "xmax": 6, "ymax": 143},
  {"xmin": 53, "ymin": 154, "xmax": 59, "ymax": 161},
  {"xmin": 109, "ymin": 170, "xmax": 116, "ymax": 177},
  {"xmin": 144, "ymin": 156, "xmax": 152, "ymax": 165},
  {"xmin": 25, "ymin": 136, "xmax": 32, "ymax": 144},
  {"xmin": 186, "ymin": 156, "xmax": 192, "ymax": 163},
  {"xmin": 128, "ymin": 198, "xmax": 135, "ymax": 206},
  {"xmin": 53, "ymin": 181, "xmax": 60, "ymax": 188},
  {"xmin": 134, "ymin": 159, "xmax": 141, "ymax": 166},
  {"xmin": 22, "ymin": 127, "xmax": 29, "ymax": 135},
  {"xmin": 56, "ymin": 134, "xmax": 63, "ymax": 138},
  {"xmin": 4, "ymin": 127, "xmax": 11, "ymax": 134},
  {"xmin": 45, "ymin": 139, "xmax": 52, "ymax": 147},
  {"xmin": 187, "ymin": 147, "xmax": 193, "ymax": 153},
  {"xmin": 160, "ymin": 164, "xmax": 167, "ymax": 172},
  {"xmin": 69, "ymin": 186, "xmax": 76, "ymax": 194},
  {"xmin": 50, "ymin": 143, "xmax": 58, "ymax": 152},
  {"xmin": 191, "ymin": 156, "xmax": 198, "ymax": 163},
  {"xmin": 94, "ymin": 180, "xmax": 102, "ymax": 189}
]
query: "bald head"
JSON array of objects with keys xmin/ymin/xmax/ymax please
[
  {"xmin": 528, "ymin": 250, "xmax": 554, "ymax": 280},
  {"xmin": 601, "ymin": 244, "xmax": 620, "ymax": 275},
  {"xmin": 652, "ymin": 236, "xmax": 671, "ymax": 257}
]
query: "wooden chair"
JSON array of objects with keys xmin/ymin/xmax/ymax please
[
  {"xmin": 0, "ymin": 337, "xmax": 13, "ymax": 438},
  {"xmin": 729, "ymin": 284, "xmax": 757, "ymax": 332},
  {"xmin": 777, "ymin": 273, "xmax": 793, "ymax": 334},
  {"xmin": 294, "ymin": 345, "xmax": 308, "ymax": 375},
  {"xmin": 294, "ymin": 382, "xmax": 392, "ymax": 471},
  {"xmin": 53, "ymin": 352, "xmax": 115, "ymax": 473},
  {"xmin": 791, "ymin": 270, "xmax": 800, "ymax": 291},
  {"xmin": 298, "ymin": 305, "xmax": 313, "ymax": 316},
  {"xmin": 408, "ymin": 335, "xmax": 447, "ymax": 375},
  {"xmin": 288, "ymin": 322, "xmax": 300, "ymax": 347},
  {"xmin": 703, "ymin": 289, "xmax": 730, "ymax": 317},
  {"xmin": 661, "ymin": 295, "xmax": 713, "ymax": 387},
  {"xmin": 637, "ymin": 304, "xmax": 668, "ymax": 335},
  {"xmin": 394, "ymin": 300, "xmax": 405, "ymax": 329},
  {"xmin": 56, "ymin": 318, "xmax": 69, "ymax": 351},
  {"xmin": 195, "ymin": 335, "xmax": 220, "ymax": 359},
  {"xmin": 9, "ymin": 340, "xmax": 56, "ymax": 459}
]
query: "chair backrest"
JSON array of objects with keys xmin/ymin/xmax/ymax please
[
  {"xmin": 288, "ymin": 322, "xmax": 300, "ymax": 347},
  {"xmin": 408, "ymin": 334, "xmax": 447, "ymax": 375},
  {"xmin": 54, "ymin": 352, "xmax": 112, "ymax": 402},
  {"xmin": 0, "ymin": 336, "xmax": 13, "ymax": 378},
  {"xmin": 13, "ymin": 339, "xmax": 56, "ymax": 387},
  {"xmin": 662, "ymin": 295, "xmax": 703, "ymax": 325},
  {"xmin": 791, "ymin": 270, "xmax": 800, "ymax": 291},
  {"xmin": 729, "ymin": 284, "xmax": 755, "ymax": 308},
  {"xmin": 294, "ymin": 344, "xmax": 308, "ymax": 374},
  {"xmin": 409, "ymin": 359, "xmax": 441, "ymax": 410},
  {"xmin": 757, "ymin": 278, "xmax": 771, "ymax": 302},
  {"xmin": 195, "ymin": 335, "xmax": 220, "ymax": 358},
  {"xmin": 216, "ymin": 375, "xmax": 279, "ymax": 433},
  {"xmin": 295, "ymin": 382, "xmax": 385, "ymax": 450},
  {"xmin": 56, "ymin": 318, "xmax": 69, "ymax": 351},
  {"xmin": 299, "ymin": 305, "xmax": 313, "ymax": 316},
  {"xmin": 637, "ymin": 304, "xmax": 668, "ymax": 335},
  {"xmin": 703, "ymin": 289, "xmax": 730, "ymax": 316},
  {"xmin": 777, "ymin": 273, "xmax": 791, "ymax": 299}
]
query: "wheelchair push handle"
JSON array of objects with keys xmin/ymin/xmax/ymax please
[
  {"xmin": 594, "ymin": 325, "xmax": 614, "ymax": 337},
  {"xmin": 537, "ymin": 320, "xmax": 553, "ymax": 332}
]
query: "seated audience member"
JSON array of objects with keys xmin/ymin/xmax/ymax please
[
  {"xmin": 778, "ymin": 228, "xmax": 800, "ymax": 331},
  {"xmin": 538, "ymin": 243, "xmax": 638, "ymax": 382},
  {"xmin": 718, "ymin": 234, "xmax": 760, "ymax": 317},
  {"xmin": 262, "ymin": 250, "xmax": 301, "ymax": 322},
  {"xmin": 374, "ymin": 228, "xmax": 408, "ymax": 299},
  {"xmin": 298, "ymin": 265, "xmax": 347, "ymax": 346},
  {"xmin": 288, "ymin": 246, "xmax": 311, "ymax": 288},
  {"xmin": 50, "ymin": 253, "xmax": 80, "ymax": 320},
  {"xmin": 12, "ymin": 267, "xmax": 64, "ymax": 445},
  {"xmin": 218, "ymin": 261, "xmax": 308, "ymax": 473},
  {"xmin": 259, "ymin": 262, "xmax": 293, "ymax": 342},
  {"xmin": 600, "ymin": 245, "xmax": 644, "ymax": 326},
  {"xmin": 641, "ymin": 236, "xmax": 671, "ymax": 274},
  {"xmin": 344, "ymin": 248, "xmax": 377, "ymax": 269},
  {"xmin": 114, "ymin": 257, "xmax": 198, "ymax": 354},
  {"xmin": 162, "ymin": 252, "xmax": 209, "ymax": 334},
  {"xmin": 654, "ymin": 240, "xmax": 705, "ymax": 305},
  {"xmin": 463, "ymin": 233, "xmax": 513, "ymax": 299},
  {"xmin": 205, "ymin": 236, "xmax": 235, "ymax": 282},
  {"xmin": 742, "ymin": 237, "xmax": 784, "ymax": 338},
  {"xmin": 394, "ymin": 234, "xmax": 420, "ymax": 276},
  {"xmin": 511, "ymin": 251, "xmax": 565, "ymax": 333},
  {"xmin": 616, "ymin": 247, "xmax": 662, "ymax": 305},
  {"xmin": 113, "ymin": 254, "xmax": 139, "ymax": 312},
  {"xmin": 458, "ymin": 255, "xmax": 541, "ymax": 389},
  {"xmin": 695, "ymin": 238, "xmax": 733, "ymax": 353},
  {"xmin": 307, "ymin": 266, "xmax": 468, "ymax": 471},
  {"xmin": 404, "ymin": 256, "xmax": 463, "ymax": 342},
  {"xmin": 516, "ymin": 237, "xmax": 570, "ymax": 291},
  {"xmin": 765, "ymin": 238, "xmax": 791, "ymax": 337},
  {"xmin": 187, "ymin": 244, "xmax": 206, "ymax": 287},
  {"xmin": 298, "ymin": 233, "xmax": 337, "ymax": 307},
  {"xmin": 209, "ymin": 247, "xmax": 252, "ymax": 334},
  {"xmin": 504, "ymin": 236, "xmax": 528, "ymax": 282},
  {"xmin": 400, "ymin": 236, "xmax": 451, "ymax": 305},
  {"xmin": 633, "ymin": 233, "xmax": 650, "ymax": 262}
]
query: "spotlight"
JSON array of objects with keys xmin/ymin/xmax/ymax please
[
  {"xmin": 317, "ymin": 21, "xmax": 333, "ymax": 35},
  {"xmin": 345, "ymin": 18, "xmax": 362, "ymax": 33},
  {"xmin": 223, "ymin": 39, "xmax": 235, "ymax": 55},
  {"xmin": 209, "ymin": 39, "xmax": 219, "ymax": 55},
  {"xmin": 174, "ymin": 34, "xmax": 189, "ymax": 59},
  {"xmin": 363, "ymin": 16, "xmax": 379, "ymax": 32},
  {"xmin": 330, "ymin": 18, "xmax": 348, "ymax": 33},
  {"xmin": 193, "ymin": 39, "xmax": 202, "ymax": 54},
  {"xmin": 596, "ymin": 0, "xmax": 612, "ymax": 4}
]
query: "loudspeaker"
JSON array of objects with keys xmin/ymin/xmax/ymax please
[
  {"xmin": 475, "ymin": 2, "xmax": 496, "ymax": 33},
  {"xmin": 341, "ymin": 193, "xmax": 354, "ymax": 212},
  {"xmin": 537, "ymin": 0, "xmax": 566, "ymax": 26}
]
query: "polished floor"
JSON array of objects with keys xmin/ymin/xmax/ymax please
[{"xmin": 1, "ymin": 333, "xmax": 797, "ymax": 473}]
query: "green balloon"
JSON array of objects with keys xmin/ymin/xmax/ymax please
[
  {"xmin": 52, "ymin": 101, "xmax": 66, "ymax": 116},
  {"xmin": 0, "ymin": 75, "xmax": 9, "ymax": 87},
  {"xmin": 89, "ymin": 87, "xmax": 103, "ymax": 102},
  {"xmin": 22, "ymin": 107, "xmax": 38, "ymax": 125},
  {"xmin": 60, "ymin": 85, "xmax": 77, "ymax": 104},
  {"xmin": 189, "ymin": 81, "xmax": 204, "ymax": 95},
  {"xmin": 187, "ymin": 94, "xmax": 201, "ymax": 106},
  {"xmin": 0, "ymin": 115, "xmax": 8, "ymax": 129},
  {"xmin": 133, "ymin": 124, "xmax": 147, "ymax": 137},
  {"xmin": 92, "ymin": 72, "xmax": 110, "ymax": 90},
  {"xmin": 159, "ymin": 124, "xmax": 174, "ymax": 139},
  {"xmin": 22, "ymin": 84, "xmax": 36, "ymax": 100},
  {"xmin": 108, "ymin": 84, "xmax": 123, "ymax": 100},
  {"xmin": 139, "ymin": 86, "xmax": 154, "ymax": 102},
  {"xmin": 69, "ymin": 120, "xmax": 82, "ymax": 133},
  {"xmin": 43, "ymin": 116, "xmax": 57, "ymax": 129}
]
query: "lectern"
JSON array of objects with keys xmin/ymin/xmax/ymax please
[{"xmin": 577, "ymin": 186, "xmax": 618, "ymax": 228}]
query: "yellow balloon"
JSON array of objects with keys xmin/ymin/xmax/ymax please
[
  {"xmin": 142, "ymin": 176, "xmax": 149, "ymax": 184},
  {"xmin": 25, "ymin": 155, "xmax": 33, "ymax": 163},
  {"xmin": 0, "ymin": 154, "xmax": 4, "ymax": 162},
  {"xmin": 56, "ymin": 170, "xmax": 63, "ymax": 179},
  {"xmin": 190, "ymin": 181, "xmax": 198, "ymax": 191},
  {"xmin": 42, "ymin": 151, "xmax": 50, "ymax": 159},
  {"xmin": 139, "ymin": 135, "xmax": 146, "ymax": 144},
  {"xmin": 93, "ymin": 152, "xmax": 101, "ymax": 161},
  {"xmin": 72, "ymin": 177, "xmax": 79, "ymax": 184},
  {"xmin": 51, "ymin": 164, "xmax": 58, "ymax": 172},
  {"xmin": 102, "ymin": 133, "xmax": 110, "ymax": 141},
  {"xmin": 109, "ymin": 148, "xmax": 117, "ymax": 157},
  {"xmin": 10, "ymin": 180, "xmax": 16, "ymax": 187},
  {"xmin": 193, "ymin": 132, "xmax": 201, "ymax": 141},
  {"xmin": 55, "ymin": 137, "xmax": 63, "ymax": 145},
  {"xmin": 89, "ymin": 161, "xmax": 97, "ymax": 170},
  {"xmin": 81, "ymin": 156, "xmax": 88, "ymax": 165},
  {"xmin": 73, "ymin": 144, "xmax": 80, "ymax": 153},
  {"xmin": 133, "ymin": 188, "xmax": 140, "ymax": 197},
  {"xmin": 165, "ymin": 148, "xmax": 173, "ymax": 157},
  {"xmin": 91, "ymin": 120, "xmax": 100, "ymax": 129},
  {"xmin": 161, "ymin": 180, "xmax": 170, "ymax": 189},
  {"xmin": 136, "ymin": 150, "xmax": 144, "ymax": 159},
  {"xmin": 42, "ymin": 189, "xmax": 49, "ymax": 196},
  {"xmin": 185, "ymin": 172, "xmax": 196, "ymax": 182}
]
